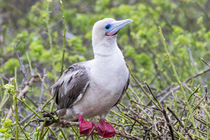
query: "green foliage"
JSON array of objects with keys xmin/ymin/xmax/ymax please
[
  {"xmin": 68, "ymin": 37, "xmax": 86, "ymax": 53},
  {"xmin": 1, "ymin": 58, "xmax": 19, "ymax": 74},
  {"xmin": 0, "ymin": 118, "xmax": 13, "ymax": 139},
  {"xmin": 0, "ymin": 0, "xmax": 209, "ymax": 139}
]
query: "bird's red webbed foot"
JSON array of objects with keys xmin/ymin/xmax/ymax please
[
  {"xmin": 78, "ymin": 115, "xmax": 115, "ymax": 138},
  {"xmin": 78, "ymin": 114, "xmax": 94, "ymax": 135},
  {"xmin": 94, "ymin": 118, "xmax": 116, "ymax": 138}
]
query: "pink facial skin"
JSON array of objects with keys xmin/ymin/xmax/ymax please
[{"xmin": 106, "ymin": 31, "xmax": 115, "ymax": 36}]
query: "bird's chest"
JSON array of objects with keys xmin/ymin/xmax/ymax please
[{"xmin": 91, "ymin": 59, "xmax": 129, "ymax": 93}]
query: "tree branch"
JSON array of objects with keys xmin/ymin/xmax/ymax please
[{"xmin": 158, "ymin": 68, "xmax": 210, "ymax": 104}]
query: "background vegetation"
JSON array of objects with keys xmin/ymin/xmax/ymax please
[{"xmin": 0, "ymin": 0, "xmax": 209, "ymax": 139}]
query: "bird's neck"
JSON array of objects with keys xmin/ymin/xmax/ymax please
[
  {"xmin": 90, "ymin": 39, "xmax": 127, "ymax": 89},
  {"xmin": 92, "ymin": 37, "xmax": 119, "ymax": 59},
  {"xmin": 92, "ymin": 42, "xmax": 125, "ymax": 69}
]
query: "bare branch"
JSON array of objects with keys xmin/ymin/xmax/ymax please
[
  {"xmin": 158, "ymin": 68, "xmax": 210, "ymax": 103},
  {"xmin": 6, "ymin": 74, "xmax": 39, "ymax": 119}
]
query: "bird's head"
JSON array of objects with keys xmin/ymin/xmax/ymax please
[{"xmin": 92, "ymin": 18, "xmax": 132, "ymax": 47}]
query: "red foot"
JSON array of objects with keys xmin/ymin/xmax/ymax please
[
  {"xmin": 78, "ymin": 114, "xmax": 94, "ymax": 135},
  {"xmin": 78, "ymin": 115, "xmax": 115, "ymax": 138},
  {"xmin": 94, "ymin": 119, "xmax": 116, "ymax": 138}
]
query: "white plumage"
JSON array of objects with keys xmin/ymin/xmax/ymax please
[{"xmin": 52, "ymin": 18, "xmax": 131, "ymax": 122}]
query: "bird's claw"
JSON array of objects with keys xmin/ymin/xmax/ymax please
[
  {"xmin": 37, "ymin": 111, "xmax": 58, "ymax": 126},
  {"xmin": 42, "ymin": 111, "xmax": 57, "ymax": 118}
]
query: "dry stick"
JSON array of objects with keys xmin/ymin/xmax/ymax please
[
  {"xmin": 6, "ymin": 74, "xmax": 39, "ymax": 119},
  {"xmin": 119, "ymin": 103, "xmax": 151, "ymax": 125},
  {"xmin": 194, "ymin": 117, "xmax": 207, "ymax": 126},
  {"xmin": 20, "ymin": 109, "xmax": 38, "ymax": 124},
  {"xmin": 158, "ymin": 68, "xmax": 210, "ymax": 104},
  {"xmin": 203, "ymin": 86, "xmax": 209, "ymax": 140},
  {"xmin": 21, "ymin": 97, "xmax": 52, "ymax": 127},
  {"xmin": 25, "ymin": 95, "xmax": 39, "ymax": 108},
  {"xmin": 130, "ymin": 99, "xmax": 154, "ymax": 109},
  {"xmin": 16, "ymin": 97, "xmax": 41, "ymax": 118},
  {"xmin": 145, "ymin": 82, "xmax": 162, "ymax": 109},
  {"xmin": 167, "ymin": 107, "xmax": 193, "ymax": 140},
  {"xmin": 124, "ymin": 113, "xmax": 145, "ymax": 127},
  {"xmin": 156, "ymin": 85, "xmax": 173, "ymax": 98},
  {"xmin": 162, "ymin": 109, "xmax": 175, "ymax": 140},
  {"xmin": 204, "ymin": 86, "xmax": 208, "ymax": 103},
  {"xmin": 200, "ymin": 57, "xmax": 210, "ymax": 68},
  {"xmin": 126, "ymin": 64, "xmax": 162, "ymax": 110},
  {"xmin": 129, "ymin": 121, "xmax": 136, "ymax": 134},
  {"xmin": 167, "ymin": 107, "xmax": 184, "ymax": 127},
  {"xmin": 116, "ymin": 129, "xmax": 141, "ymax": 140},
  {"xmin": 145, "ymin": 82, "xmax": 175, "ymax": 139},
  {"xmin": 111, "ymin": 109, "xmax": 133, "ymax": 122}
]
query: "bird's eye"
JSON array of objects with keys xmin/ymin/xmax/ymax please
[{"xmin": 105, "ymin": 24, "xmax": 111, "ymax": 30}]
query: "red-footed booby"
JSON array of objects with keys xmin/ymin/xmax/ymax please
[{"xmin": 50, "ymin": 18, "xmax": 132, "ymax": 138}]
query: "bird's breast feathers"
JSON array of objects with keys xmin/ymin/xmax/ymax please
[{"xmin": 90, "ymin": 58, "xmax": 129, "ymax": 93}]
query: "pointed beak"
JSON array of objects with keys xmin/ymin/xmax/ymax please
[{"xmin": 106, "ymin": 19, "xmax": 133, "ymax": 36}]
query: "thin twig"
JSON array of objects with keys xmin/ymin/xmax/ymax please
[
  {"xmin": 167, "ymin": 107, "xmax": 184, "ymax": 127},
  {"xmin": 200, "ymin": 57, "xmax": 210, "ymax": 67},
  {"xmin": 156, "ymin": 85, "xmax": 173, "ymax": 98},
  {"xmin": 6, "ymin": 74, "xmax": 39, "ymax": 119},
  {"xmin": 158, "ymin": 68, "xmax": 210, "ymax": 103},
  {"xmin": 162, "ymin": 109, "xmax": 174, "ymax": 140},
  {"xmin": 116, "ymin": 129, "xmax": 141, "ymax": 140},
  {"xmin": 145, "ymin": 82, "xmax": 162, "ymax": 109}
]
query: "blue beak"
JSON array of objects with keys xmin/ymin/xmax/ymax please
[{"xmin": 105, "ymin": 19, "xmax": 133, "ymax": 36}]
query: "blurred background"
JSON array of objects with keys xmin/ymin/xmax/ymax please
[{"xmin": 0, "ymin": 0, "xmax": 209, "ymax": 139}]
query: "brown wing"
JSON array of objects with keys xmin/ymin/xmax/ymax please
[
  {"xmin": 51, "ymin": 63, "xmax": 90, "ymax": 109},
  {"xmin": 113, "ymin": 77, "xmax": 130, "ymax": 106}
]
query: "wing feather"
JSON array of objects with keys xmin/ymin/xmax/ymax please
[{"xmin": 51, "ymin": 63, "xmax": 90, "ymax": 109}]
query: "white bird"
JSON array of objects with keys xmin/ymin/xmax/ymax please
[{"xmin": 50, "ymin": 18, "xmax": 132, "ymax": 137}]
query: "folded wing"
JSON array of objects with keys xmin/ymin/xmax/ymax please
[{"xmin": 51, "ymin": 63, "xmax": 90, "ymax": 109}]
